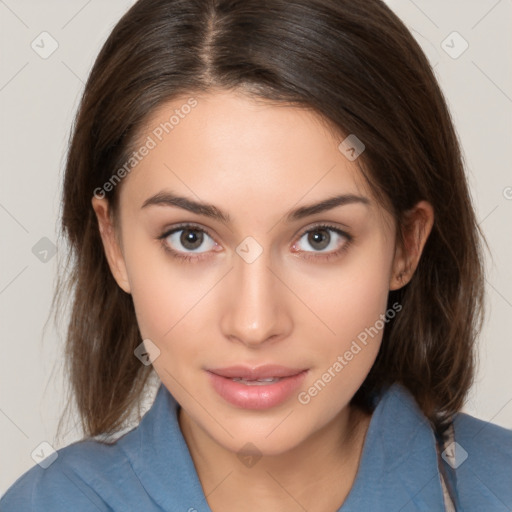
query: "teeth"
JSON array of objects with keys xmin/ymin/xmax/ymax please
[{"xmin": 232, "ymin": 377, "xmax": 282, "ymax": 385}]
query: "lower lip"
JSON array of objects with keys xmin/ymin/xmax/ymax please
[{"xmin": 207, "ymin": 370, "xmax": 308, "ymax": 410}]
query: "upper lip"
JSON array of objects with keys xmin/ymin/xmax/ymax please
[{"xmin": 207, "ymin": 365, "xmax": 307, "ymax": 379}]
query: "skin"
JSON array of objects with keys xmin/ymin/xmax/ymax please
[{"xmin": 92, "ymin": 89, "xmax": 434, "ymax": 512}]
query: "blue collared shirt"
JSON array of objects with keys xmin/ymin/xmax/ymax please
[{"xmin": 1, "ymin": 382, "xmax": 511, "ymax": 511}]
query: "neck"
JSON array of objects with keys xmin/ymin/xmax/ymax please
[{"xmin": 178, "ymin": 403, "xmax": 372, "ymax": 512}]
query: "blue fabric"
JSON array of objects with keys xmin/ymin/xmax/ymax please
[{"xmin": 1, "ymin": 382, "xmax": 511, "ymax": 511}]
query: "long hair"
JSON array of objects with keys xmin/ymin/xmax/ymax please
[{"xmin": 53, "ymin": 0, "xmax": 486, "ymax": 440}]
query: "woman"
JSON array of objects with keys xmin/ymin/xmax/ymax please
[{"xmin": 2, "ymin": 0, "xmax": 511, "ymax": 510}]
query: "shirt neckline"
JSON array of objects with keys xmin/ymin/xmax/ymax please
[{"xmin": 120, "ymin": 381, "xmax": 446, "ymax": 511}]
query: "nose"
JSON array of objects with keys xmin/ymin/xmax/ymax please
[{"xmin": 219, "ymin": 250, "xmax": 293, "ymax": 348}]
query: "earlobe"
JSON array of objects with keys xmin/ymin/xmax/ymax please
[
  {"xmin": 389, "ymin": 200, "xmax": 434, "ymax": 291},
  {"xmin": 91, "ymin": 196, "xmax": 131, "ymax": 294},
  {"xmin": 389, "ymin": 242, "xmax": 409, "ymax": 290}
]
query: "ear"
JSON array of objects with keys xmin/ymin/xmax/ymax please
[
  {"xmin": 91, "ymin": 196, "xmax": 131, "ymax": 294},
  {"xmin": 389, "ymin": 200, "xmax": 434, "ymax": 290}
]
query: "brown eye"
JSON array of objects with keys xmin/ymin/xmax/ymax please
[
  {"xmin": 294, "ymin": 226, "xmax": 348, "ymax": 254},
  {"xmin": 307, "ymin": 229, "xmax": 331, "ymax": 251},
  {"xmin": 180, "ymin": 228, "xmax": 204, "ymax": 250},
  {"xmin": 164, "ymin": 227, "xmax": 216, "ymax": 254}
]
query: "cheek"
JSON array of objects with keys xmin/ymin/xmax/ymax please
[
  {"xmin": 332, "ymin": 259, "xmax": 392, "ymax": 339},
  {"xmin": 294, "ymin": 246, "xmax": 394, "ymax": 414},
  {"xmin": 291, "ymin": 238, "xmax": 394, "ymax": 347},
  {"xmin": 123, "ymin": 231, "xmax": 221, "ymax": 342},
  {"xmin": 120, "ymin": 230, "xmax": 178, "ymax": 338}
]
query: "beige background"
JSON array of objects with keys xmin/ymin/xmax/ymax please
[{"xmin": 1, "ymin": 0, "xmax": 511, "ymax": 495}]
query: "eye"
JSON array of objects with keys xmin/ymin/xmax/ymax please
[
  {"xmin": 168, "ymin": 227, "xmax": 216, "ymax": 253},
  {"xmin": 158, "ymin": 224, "xmax": 218, "ymax": 258},
  {"xmin": 157, "ymin": 222, "xmax": 352, "ymax": 263},
  {"xmin": 292, "ymin": 224, "xmax": 352, "ymax": 257}
]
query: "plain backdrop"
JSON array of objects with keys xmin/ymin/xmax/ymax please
[{"xmin": 1, "ymin": 0, "xmax": 511, "ymax": 496}]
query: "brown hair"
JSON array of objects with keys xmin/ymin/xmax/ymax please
[{"xmin": 53, "ymin": 0, "xmax": 486, "ymax": 441}]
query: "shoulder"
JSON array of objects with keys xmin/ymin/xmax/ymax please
[
  {"xmin": 0, "ymin": 431, "xmax": 142, "ymax": 511},
  {"xmin": 450, "ymin": 411, "xmax": 512, "ymax": 509},
  {"xmin": 453, "ymin": 411, "xmax": 512, "ymax": 463}
]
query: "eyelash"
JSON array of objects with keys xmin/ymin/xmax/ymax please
[{"xmin": 156, "ymin": 223, "xmax": 353, "ymax": 263}]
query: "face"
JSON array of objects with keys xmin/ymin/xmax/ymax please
[{"xmin": 92, "ymin": 89, "xmax": 427, "ymax": 456}]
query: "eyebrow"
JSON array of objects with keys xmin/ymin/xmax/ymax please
[{"xmin": 141, "ymin": 191, "xmax": 370, "ymax": 224}]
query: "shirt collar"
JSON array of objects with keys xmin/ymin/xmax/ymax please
[
  {"xmin": 341, "ymin": 383, "xmax": 446, "ymax": 510},
  {"xmin": 120, "ymin": 381, "xmax": 446, "ymax": 511}
]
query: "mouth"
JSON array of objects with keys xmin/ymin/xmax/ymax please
[
  {"xmin": 230, "ymin": 377, "xmax": 284, "ymax": 385},
  {"xmin": 207, "ymin": 364, "xmax": 307, "ymax": 380},
  {"xmin": 206, "ymin": 364, "xmax": 308, "ymax": 409}
]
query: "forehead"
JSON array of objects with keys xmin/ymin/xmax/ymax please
[{"xmin": 119, "ymin": 90, "xmax": 378, "ymax": 222}]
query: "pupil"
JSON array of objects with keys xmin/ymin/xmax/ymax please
[
  {"xmin": 308, "ymin": 229, "xmax": 330, "ymax": 250},
  {"xmin": 181, "ymin": 229, "xmax": 203, "ymax": 250}
]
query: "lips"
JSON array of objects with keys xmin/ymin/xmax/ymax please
[
  {"xmin": 207, "ymin": 364, "xmax": 306, "ymax": 380},
  {"xmin": 206, "ymin": 364, "xmax": 309, "ymax": 409}
]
